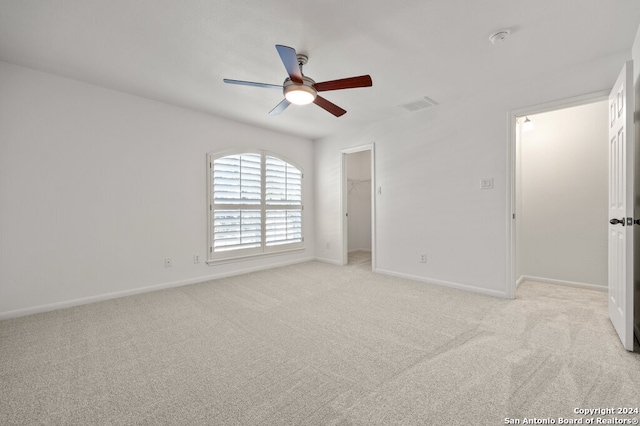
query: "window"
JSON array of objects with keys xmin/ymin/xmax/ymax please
[{"xmin": 208, "ymin": 151, "xmax": 303, "ymax": 261}]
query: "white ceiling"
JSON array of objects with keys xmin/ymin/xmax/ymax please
[{"xmin": 1, "ymin": 1, "xmax": 639, "ymax": 140}]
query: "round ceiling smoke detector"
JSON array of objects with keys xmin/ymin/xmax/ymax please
[{"xmin": 489, "ymin": 30, "xmax": 511, "ymax": 44}]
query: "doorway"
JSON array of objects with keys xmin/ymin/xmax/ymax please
[
  {"xmin": 508, "ymin": 92, "xmax": 609, "ymax": 298},
  {"xmin": 341, "ymin": 144, "xmax": 376, "ymax": 269}
]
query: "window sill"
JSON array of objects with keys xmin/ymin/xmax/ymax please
[{"xmin": 207, "ymin": 246, "xmax": 305, "ymax": 266}]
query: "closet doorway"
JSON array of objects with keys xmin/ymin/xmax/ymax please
[
  {"xmin": 508, "ymin": 91, "xmax": 609, "ymax": 298},
  {"xmin": 342, "ymin": 144, "xmax": 376, "ymax": 269}
]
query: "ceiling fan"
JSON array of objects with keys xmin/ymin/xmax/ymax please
[{"xmin": 223, "ymin": 45, "xmax": 373, "ymax": 117}]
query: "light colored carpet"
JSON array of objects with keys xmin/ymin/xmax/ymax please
[{"xmin": 1, "ymin": 257, "xmax": 639, "ymax": 425}]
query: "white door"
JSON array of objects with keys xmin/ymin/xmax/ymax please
[{"xmin": 608, "ymin": 60, "xmax": 635, "ymax": 351}]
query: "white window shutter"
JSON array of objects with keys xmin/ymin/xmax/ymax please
[
  {"xmin": 265, "ymin": 156, "xmax": 302, "ymax": 246},
  {"xmin": 265, "ymin": 210, "xmax": 302, "ymax": 246},
  {"xmin": 213, "ymin": 154, "xmax": 261, "ymax": 204},
  {"xmin": 210, "ymin": 152, "xmax": 303, "ymax": 260},
  {"xmin": 212, "ymin": 209, "xmax": 261, "ymax": 251},
  {"xmin": 265, "ymin": 156, "xmax": 302, "ymax": 205}
]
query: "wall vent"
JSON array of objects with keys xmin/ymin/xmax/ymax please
[{"xmin": 399, "ymin": 96, "xmax": 438, "ymax": 112}]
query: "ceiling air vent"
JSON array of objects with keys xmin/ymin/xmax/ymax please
[{"xmin": 399, "ymin": 96, "xmax": 438, "ymax": 112}]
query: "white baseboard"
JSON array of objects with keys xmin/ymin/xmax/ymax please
[
  {"xmin": 374, "ymin": 268, "xmax": 509, "ymax": 299},
  {"xmin": 0, "ymin": 257, "xmax": 316, "ymax": 321},
  {"xmin": 519, "ymin": 275, "xmax": 607, "ymax": 292},
  {"xmin": 314, "ymin": 256, "xmax": 343, "ymax": 265},
  {"xmin": 348, "ymin": 248, "xmax": 371, "ymax": 253},
  {"xmin": 516, "ymin": 275, "xmax": 526, "ymax": 288}
]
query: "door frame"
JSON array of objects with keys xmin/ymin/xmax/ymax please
[
  {"xmin": 341, "ymin": 143, "xmax": 376, "ymax": 268},
  {"xmin": 506, "ymin": 91, "xmax": 609, "ymax": 299}
]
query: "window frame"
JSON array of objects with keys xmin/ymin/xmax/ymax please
[{"xmin": 207, "ymin": 149, "xmax": 304, "ymax": 264}]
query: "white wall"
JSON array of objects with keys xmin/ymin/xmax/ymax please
[
  {"xmin": 516, "ymin": 101, "xmax": 608, "ymax": 287},
  {"xmin": 315, "ymin": 50, "xmax": 631, "ymax": 298},
  {"xmin": 347, "ymin": 150, "xmax": 371, "ymax": 252},
  {"xmin": 0, "ymin": 61, "xmax": 315, "ymax": 318}
]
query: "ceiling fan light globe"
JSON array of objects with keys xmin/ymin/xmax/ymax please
[
  {"xmin": 286, "ymin": 90, "xmax": 315, "ymax": 105},
  {"xmin": 284, "ymin": 84, "xmax": 317, "ymax": 105}
]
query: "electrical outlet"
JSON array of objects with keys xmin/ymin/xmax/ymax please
[
  {"xmin": 164, "ymin": 258, "xmax": 172, "ymax": 267},
  {"xmin": 194, "ymin": 254, "xmax": 200, "ymax": 264},
  {"xmin": 420, "ymin": 254, "xmax": 427, "ymax": 263},
  {"xmin": 480, "ymin": 178, "xmax": 494, "ymax": 190}
]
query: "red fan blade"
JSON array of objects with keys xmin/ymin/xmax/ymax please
[
  {"xmin": 275, "ymin": 45, "xmax": 303, "ymax": 84},
  {"xmin": 269, "ymin": 99, "xmax": 291, "ymax": 115},
  {"xmin": 314, "ymin": 75, "xmax": 372, "ymax": 92},
  {"xmin": 223, "ymin": 79, "xmax": 283, "ymax": 89},
  {"xmin": 313, "ymin": 95, "xmax": 346, "ymax": 117}
]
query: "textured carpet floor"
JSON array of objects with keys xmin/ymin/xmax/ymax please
[{"xmin": 1, "ymin": 255, "xmax": 639, "ymax": 425}]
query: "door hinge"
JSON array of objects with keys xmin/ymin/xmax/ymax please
[
  {"xmin": 627, "ymin": 217, "xmax": 633, "ymax": 226},
  {"xmin": 512, "ymin": 213, "xmax": 516, "ymax": 219}
]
